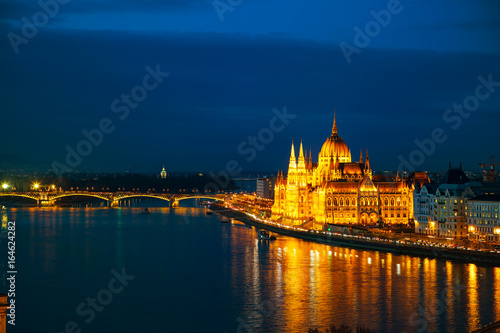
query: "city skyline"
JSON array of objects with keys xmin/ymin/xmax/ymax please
[{"xmin": 3, "ymin": 2, "xmax": 500, "ymax": 332}]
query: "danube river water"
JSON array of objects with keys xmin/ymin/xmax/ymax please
[{"xmin": 1, "ymin": 202, "xmax": 500, "ymax": 333}]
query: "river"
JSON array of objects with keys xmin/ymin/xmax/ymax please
[{"xmin": 1, "ymin": 201, "xmax": 499, "ymax": 332}]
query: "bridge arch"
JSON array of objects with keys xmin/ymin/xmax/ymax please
[
  {"xmin": 174, "ymin": 195, "xmax": 224, "ymax": 202},
  {"xmin": 50, "ymin": 193, "xmax": 111, "ymax": 202},
  {"xmin": 113, "ymin": 194, "xmax": 171, "ymax": 203},
  {"xmin": 0, "ymin": 193, "xmax": 38, "ymax": 202}
]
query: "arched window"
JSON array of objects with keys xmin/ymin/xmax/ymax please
[
  {"xmin": 346, "ymin": 198, "xmax": 350, "ymax": 206},
  {"xmin": 353, "ymin": 198, "xmax": 356, "ymax": 205},
  {"xmin": 280, "ymin": 193, "xmax": 284, "ymax": 200},
  {"xmin": 361, "ymin": 198, "xmax": 365, "ymax": 206},
  {"xmin": 367, "ymin": 199, "xmax": 371, "ymax": 206},
  {"xmin": 403, "ymin": 201, "xmax": 407, "ymax": 206},
  {"xmin": 397, "ymin": 198, "xmax": 401, "ymax": 206},
  {"xmin": 340, "ymin": 198, "xmax": 344, "ymax": 206},
  {"xmin": 391, "ymin": 198, "xmax": 395, "ymax": 206},
  {"xmin": 300, "ymin": 195, "xmax": 304, "ymax": 203},
  {"xmin": 334, "ymin": 198, "xmax": 338, "ymax": 206},
  {"xmin": 327, "ymin": 197, "xmax": 332, "ymax": 206},
  {"xmin": 384, "ymin": 198, "xmax": 388, "ymax": 206}
]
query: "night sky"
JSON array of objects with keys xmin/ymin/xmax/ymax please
[{"xmin": 1, "ymin": 0, "xmax": 499, "ymax": 173}]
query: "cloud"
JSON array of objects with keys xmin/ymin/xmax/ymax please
[
  {"xmin": 0, "ymin": 0, "xmax": 210, "ymax": 21},
  {"xmin": 1, "ymin": 27, "xmax": 499, "ymax": 171}
]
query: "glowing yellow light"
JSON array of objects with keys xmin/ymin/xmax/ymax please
[
  {"xmin": 495, "ymin": 228, "xmax": 500, "ymax": 235},
  {"xmin": 51, "ymin": 185, "xmax": 55, "ymax": 189},
  {"xmin": 470, "ymin": 226, "xmax": 475, "ymax": 232},
  {"xmin": 2, "ymin": 183, "xmax": 8, "ymax": 189},
  {"xmin": 33, "ymin": 183, "xmax": 40, "ymax": 189}
]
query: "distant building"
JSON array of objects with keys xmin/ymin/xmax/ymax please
[
  {"xmin": 413, "ymin": 183, "xmax": 438, "ymax": 235},
  {"xmin": 256, "ymin": 177, "xmax": 275, "ymax": 199},
  {"xmin": 467, "ymin": 194, "xmax": 500, "ymax": 243},
  {"xmin": 408, "ymin": 171, "xmax": 431, "ymax": 189},
  {"xmin": 160, "ymin": 166, "xmax": 167, "ymax": 179},
  {"xmin": 414, "ymin": 164, "xmax": 473, "ymax": 239}
]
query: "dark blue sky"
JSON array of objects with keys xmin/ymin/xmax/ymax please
[{"xmin": 1, "ymin": 0, "xmax": 499, "ymax": 173}]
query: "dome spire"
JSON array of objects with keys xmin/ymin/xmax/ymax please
[{"xmin": 332, "ymin": 109, "xmax": 337, "ymax": 134}]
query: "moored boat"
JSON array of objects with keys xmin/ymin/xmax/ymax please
[
  {"xmin": 258, "ymin": 230, "xmax": 276, "ymax": 240},
  {"xmin": 220, "ymin": 216, "xmax": 231, "ymax": 223}
]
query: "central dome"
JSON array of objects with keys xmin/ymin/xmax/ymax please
[
  {"xmin": 320, "ymin": 133, "xmax": 350, "ymax": 158},
  {"xmin": 319, "ymin": 114, "xmax": 351, "ymax": 160}
]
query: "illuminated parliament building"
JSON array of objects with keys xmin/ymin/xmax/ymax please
[{"xmin": 271, "ymin": 114, "xmax": 414, "ymax": 225}]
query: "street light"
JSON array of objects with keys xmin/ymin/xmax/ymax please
[
  {"xmin": 33, "ymin": 183, "xmax": 40, "ymax": 190},
  {"xmin": 2, "ymin": 183, "xmax": 9, "ymax": 190}
]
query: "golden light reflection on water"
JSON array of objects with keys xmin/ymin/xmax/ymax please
[
  {"xmin": 228, "ymin": 223, "xmax": 500, "ymax": 332},
  {"xmin": 495, "ymin": 267, "xmax": 500, "ymax": 320},
  {"xmin": 468, "ymin": 264, "xmax": 480, "ymax": 330},
  {"xmin": 3, "ymin": 207, "xmax": 500, "ymax": 332}
]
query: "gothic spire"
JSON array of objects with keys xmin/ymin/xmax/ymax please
[
  {"xmin": 299, "ymin": 140, "xmax": 305, "ymax": 160},
  {"xmin": 308, "ymin": 148, "xmax": 313, "ymax": 169},
  {"xmin": 360, "ymin": 149, "xmax": 363, "ymax": 164},
  {"xmin": 332, "ymin": 109, "xmax": 337, "ymax": 134},
  {"xmin": 365, "ymin": 149, "xmax": 370, "ymax": 170}
]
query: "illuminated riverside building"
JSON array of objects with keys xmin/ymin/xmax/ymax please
[
  {"xmin": 414, "ymin": 164, "xmax": 473, "ymax": 239},
  {"xmin": 467, "ymin": 194, "xmax": 500, "ymax": 243},
  {"xmin": 271, "ymin": 114, "xmax": 414, "ymax": 225}
]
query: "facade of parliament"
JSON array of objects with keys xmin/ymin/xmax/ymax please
[{"xmin": 271, "ymin": 114, "xmax": 414, "ymax": 225}]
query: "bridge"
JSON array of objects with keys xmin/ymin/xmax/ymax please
[{"xmin": 0, "ymin": 192, "xmax": 226, "ymax": 207}]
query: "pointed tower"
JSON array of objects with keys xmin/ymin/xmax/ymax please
[
  {"xmin": 332, "ymin": 110, "xmax": 338, "ymax": 135},
  {"xmin": 308, "ymin": 148, "xmax": 313, "ymax": 169},
  {"xmin": 360, "ymin": 149, "xmax": 363, "ymax": 164},
  {"xmin": 288, "ymin": 141, "xmax": 297, "ymax": 183},
  {"xmin": 298, "ymin": 140, "xmax": 306, "ymax": 170},
  {"xmin": 365, "ymin": 149, "xmax": 370, "ymax": 171},
  {"xmin": 289, "ymin": 141, "xmax": 296, "ymax": 163}
]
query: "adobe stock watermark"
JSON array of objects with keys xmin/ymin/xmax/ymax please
[
  {"xmin": 403, "ymin": 280, "xmax": 467, "ymax": 333},
  {"xmin": 51, "ymin": 64, "xmax": 169, "ymax": 178},
  {"xmin": 203, "ymin": 106, "xmax": 296, "ymax": 194},
  {"xmin": 50, "ymin": 268, "xmax": 135, "ymax": 333},
  {"xmin": 7, "ymin": 0, "xmax": 70, "ymax": 54},
  {"xmin": 213, "ymin": 0, "xmax": 243, "ymax": 21},
  {"xmin": 398, "ymin": 73, "xmax": 499, "ymax": 173},
  {"xmin": 340, "ymin": 0, "xmax": 406, "ymax": 64}
]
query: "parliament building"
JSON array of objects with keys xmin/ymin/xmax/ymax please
[{"xmin": 271, "ymin": 114, "xmax": 414, "ymax": 225}]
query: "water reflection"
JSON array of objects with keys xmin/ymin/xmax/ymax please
[
  {"xmin": 2, "ymin": 207, "xmax": 499, "ymax": 333},
  {"xmin": 228, "ymin": 223, "xmax": 500, "ymax": 332}
]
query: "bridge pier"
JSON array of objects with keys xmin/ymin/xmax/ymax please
[{"xmin": 170, "ymin": 200, "xmax": 179, "ymax": 208}]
